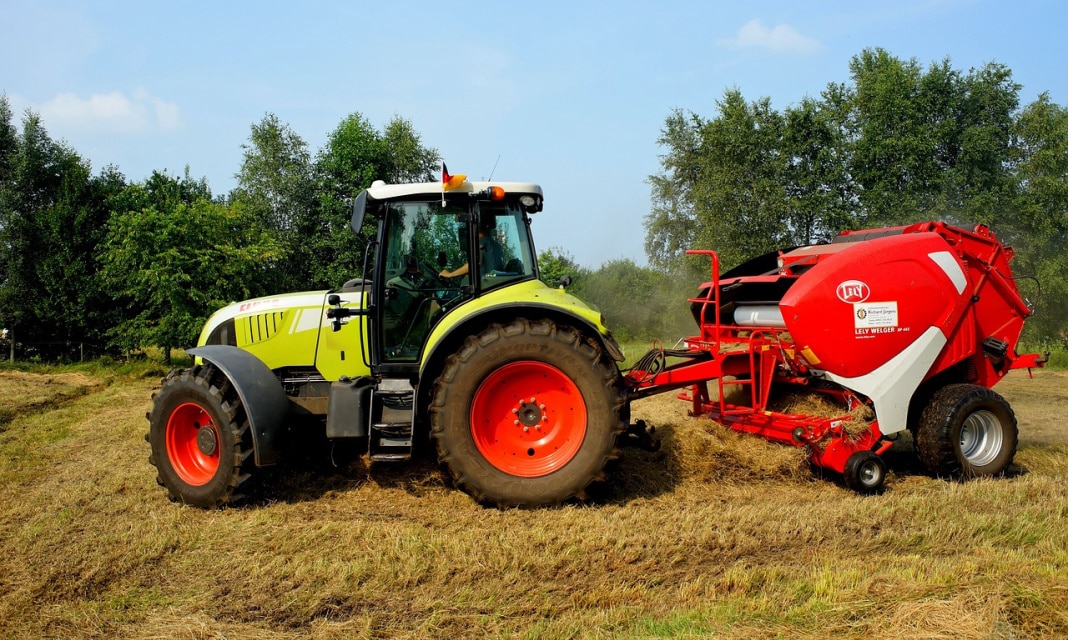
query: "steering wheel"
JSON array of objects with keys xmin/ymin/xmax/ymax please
[{"xmin": 413, "ymin": 257, "xmax": 450, "ymax": 288}]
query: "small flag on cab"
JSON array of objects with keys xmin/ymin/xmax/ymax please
[{"xmin": 441, "ymin": 162, "xmax": 466, "ymax": 205}]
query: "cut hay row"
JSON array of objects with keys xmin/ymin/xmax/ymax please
[{"xmin": 1, "ymin": 368, "xmax": 1066, "ymax": 639}]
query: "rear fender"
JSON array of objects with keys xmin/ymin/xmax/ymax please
[
  {"xmin": 187, "ymin": 345, "xmax": 290, "ymax": 467},
  {"xmin": 422, "ymin": 302, "xmax": 623, "ymax": 374}
]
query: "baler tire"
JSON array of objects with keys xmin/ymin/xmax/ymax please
[
  {"xmin": 429, "ymin": 318, "xmax": 626, "ymax": 508},
  {"xmin": 147, "ymin": 365, "xmax": 254, "ymax": 508},
  {"xmin": 915, "ymin": 384, "xmax": 1017, "ymax": 479},
  {"xmin": 843, "ymin": 451, "xmax": 887, "ymax": 494}
]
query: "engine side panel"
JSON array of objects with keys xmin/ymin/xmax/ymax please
[{"xmin": 199, "ymin": 290, "xmax": 371, "ymax": 382}]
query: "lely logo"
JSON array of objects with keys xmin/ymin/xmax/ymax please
[{"xmin": 836, "ymin": 280, "xmax": 870, "ymax": 303}]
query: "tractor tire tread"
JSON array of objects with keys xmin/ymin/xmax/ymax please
[
  {"xmin": 147, "ymin": 364, "xmax": 255, "ymax": 508},
  {"xmin": 430, "ymin": 318, "xmax": 626, "ymax": 508}
]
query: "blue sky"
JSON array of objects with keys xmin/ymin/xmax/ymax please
[{"xmin": 2, "ymin": 0, "xmax": 1066, "ymax": 268}]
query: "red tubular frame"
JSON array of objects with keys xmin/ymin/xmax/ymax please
[{"xmin": 626, "ymin": 249, "xmax": 884, "ymax": 475}]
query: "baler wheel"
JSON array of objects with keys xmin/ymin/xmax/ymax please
[
  {"xmin": 146, "ymin": 365, "xmax": 254, "ymax": 507},
  {"xmin": 430, "ymin": 318, "xmax": 626, "ymax": 507},
  {"xmin": 915, "ymin": 384, "xmax": 1018, "ymax": 479},
  {"xmin": 843, "ymin": 451, "xmax": 886, "ymax": 494}
]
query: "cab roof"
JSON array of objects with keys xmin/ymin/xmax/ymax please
[{"xmin": 366, "ymin": 179, "xmax": 543, "ymax": 200}]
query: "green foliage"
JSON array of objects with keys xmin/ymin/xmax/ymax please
[
  {"xmin": 0, "ymin": 105, "xmax": 125, "ymax": 357},
  {"xmin": 230, "ymin": 113, "xmax": 313, "ymax": 293},
  {"xmin": 537, "ymin": 247, "xmax": 586, "ymax": 288},
  {"xmin": 310, "ymin": 114, "xmax": 439, "ymax": 289},
  {"xmin": 100, "ymin": 189, "xmax": 283, "ymax": 354},
  {"xmin": 1010, "ymin": 93, "xmax": 1068, "ymax": 344},
  {"xmin": 233, "ymin": 113, "xmax": 313, "ymax": 234},
  {"xmin": 846, "ymin": 49, "xmax": 1019, "ymax": 226},
  {"xmin": 648, "ymin": 48, "xmax": 1067, "ymax": 343},
  {"xmin": 5, "ymin": 53, "xmax": 1067, "ymax": 358},
  {"xmin": 1, "ymin": 103, "xmax": 441, "ymax": 360},
  {"xmin": 540, "ymin": 247, "xmax": 695, "ymax": 343},
  {"xmin": 646, "ymin": 93, "xmax": 794, "ymax": 274},
  {"xmin": 575, "ymin": 259, "xmax": 695, "ymax": 343}
]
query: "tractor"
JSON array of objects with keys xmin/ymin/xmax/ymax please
[{"xmin": 147, "ymin": 177, "xmax": 632, "ymax": 508}]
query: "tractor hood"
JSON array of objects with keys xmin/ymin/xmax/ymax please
[{"xmin": 197, "ymin": 290, "xmax": 332, "ymax": 349}]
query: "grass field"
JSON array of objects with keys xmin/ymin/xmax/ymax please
[{"xmin": 1, "ymin": 364, "xmax": 1066, "ymax": 639}]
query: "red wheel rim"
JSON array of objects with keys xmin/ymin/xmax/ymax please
[
  {"xmin": 470, "ymin": 361, "xmax": 588, "ymax": 477},
  {"xmin": 165, "ymin": 402, "xmax": 220, "ymax": 486}
]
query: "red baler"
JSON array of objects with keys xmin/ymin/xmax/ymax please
[{"xmin": 626, "ymin": 221, "xmax": 1045, "ymax": 491}]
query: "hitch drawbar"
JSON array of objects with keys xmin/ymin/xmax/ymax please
[{"xmin": 620, "ymin": 419, "xmax": 660, "ymax": 452}]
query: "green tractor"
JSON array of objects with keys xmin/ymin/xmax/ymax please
[{"xmin": 147, "ymin": 178, "xmax": 633, "ymax": 508}]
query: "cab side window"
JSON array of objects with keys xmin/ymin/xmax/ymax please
[{"xmin": 478, "ymin": 206, "xmax": 535, "ymax": 291}]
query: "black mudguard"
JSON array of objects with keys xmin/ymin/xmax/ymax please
[{"xmin": 187, "ymin": 345, "xmax": 290, "ymax": 467}]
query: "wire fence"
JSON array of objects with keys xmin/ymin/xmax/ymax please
[{"xmin": 1, "ymin": 334, "xmax": 111, "ymax": 363}]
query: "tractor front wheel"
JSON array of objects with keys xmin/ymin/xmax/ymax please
[
  {"xmin": 915, "ymin": 384, "xmax": 1018, "ymax": 479},
  {"xmin": 430, "ymin": 319, "xmax": 626, "ymax": 507},
  {"xmin": 146, "ymin": 365, "xmax": 253, "ymax": 507}
]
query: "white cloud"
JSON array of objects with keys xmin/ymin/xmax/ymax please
[
  {"xmin": 36, "ymin": 89, "xmax": 181, "ymax": 134},
  {"xmin": 721, "ymin": 19, "xmax": 822, "ymax": 55}
]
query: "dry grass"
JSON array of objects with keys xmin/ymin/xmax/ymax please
[
  {"xmin": 1, "ymin": 367, "xmax": 1066, "ymax": 639},
  {"xmin": 0, "ymin": 370, "xmax": 103, "ymax": 426}
]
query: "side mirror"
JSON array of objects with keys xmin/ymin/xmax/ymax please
[{"xmin": 350, "ymin": 190, "xmax": 368, "ymax": 235}]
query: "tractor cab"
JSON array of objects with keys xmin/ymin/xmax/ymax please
[{"xmin": 341, "ymin": 179, "xmax": 544, "ymax": 371}]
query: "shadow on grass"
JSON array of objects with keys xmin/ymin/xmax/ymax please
[
  {"xmin": 234, "ymin": 426, "xmax": 1032, "ymax": 508},
  {"xmin": 863, "ymin": 433, "xmax": 1031, "ymax": 489},
  {"xmin": 241, "ymin": 427, "xmax": 682, "ymax": 508}
]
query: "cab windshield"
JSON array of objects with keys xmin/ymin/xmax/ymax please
[{"xmin": 378, "ymin": 198, "xmax": 536, "ymax": 361}]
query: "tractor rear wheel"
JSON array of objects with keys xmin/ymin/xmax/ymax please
[
  {"xmin": 430, "ymin": 318, "xmax": 626, "ymax": 507},
  {"xmin": 146, "ymin": 365, "xmax": 254, "ymax": 507},
  {"xmin": 915, "ymin": 384, "xmax": 1017, "ymax": 479}
]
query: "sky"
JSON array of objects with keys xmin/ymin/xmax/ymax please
[{"xmin": 2, "ymin": 0, "xmax": 1067, "ymax": 269}]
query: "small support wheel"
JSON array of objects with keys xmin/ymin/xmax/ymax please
[{"xmin": 843, "ymin": 451, "xmax": 886, "ymax": 494}]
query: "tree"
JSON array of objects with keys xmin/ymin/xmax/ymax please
[
  {"xmin": 234, "ymin": 113, "xmax": 313, "ymax": 234},
  {"xmin": 1010, "ymin": 93, "xmax": 1068, "ymax": 344},
  {"xmin": 845, "ymin": 49, "xmax": 1021, "ymax": 226},
  {"xmin": 646, "ymin": 91, "xmax": 790, "ymax": 273},
  {"xmin": 380, "ymin": 117, "xmax": 438, "ymax": 184},
  {"xmin": 781, "ymin": 95, "xmax": 856, "ymax": 244},
  {"xmin": 0, "ymin": 95, "xmax": 16, "ymax": 181},
  {"xmin": 537, "ymin": 247, "xmax": 586, "ymax": 288},
  {"xmin": 0, "ymin": 109, "xmax": 121, "ymax": 358},
  {"xmin": 231, "ymin": 113, "xmax": 313, "ymax": 293},
  {"xmin": 311, "ymin": 114, "xmax": 438, "ymax": 288},
  {"xmin": 0, "ymin": 95, "xmax": 19, "ymax": 324},
  {"xmin": 577, "ymin": 259, "xmax": 695, "ymax": 343},
  {"xmin": 101, "ymin": 194, "xmax": 283, "ymax": 360},
  {"xmin": 648, "ymin": 50, "xmax": 1027, "ymax": 272}
]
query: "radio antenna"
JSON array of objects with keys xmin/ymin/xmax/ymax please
[{"xmin": 487, "ymin": 155, "xmax": 501, "ymax": 181}]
